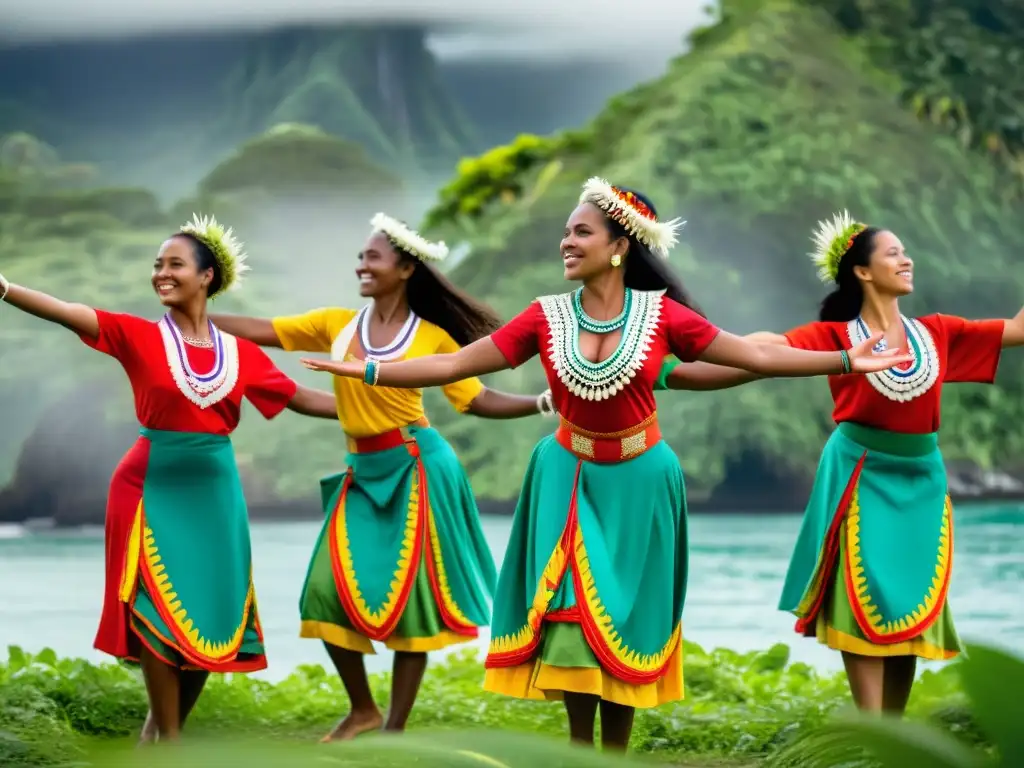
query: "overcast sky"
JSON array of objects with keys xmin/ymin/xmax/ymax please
[{"xmin": 0, "ymin": 0, "xmax": 715, "ymax": 61}]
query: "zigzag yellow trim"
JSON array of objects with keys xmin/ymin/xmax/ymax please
[
  {"xmin": 487, "ymin": 534, "xmax": 568, "ymax": 655},
  {"xmin": 574, "ymin": 525, "xmax": 679, "ymax": 673},
  {"xmin": 846, "ymin": 488, "xmax": 952, "ymax": 637},
  {"xmin": 426, "ymin": 504, "xmax": 473, "ymax": 627},
  {"xmin": 142, "ymin": 525, "xmax": 251, "ymax": 661},
  {"xmin": 335, "ymin": 471, "xmax": 420, "ymax": 629},
  {"xmin": 119, "ymin": 501, "xmax": 143, "ymax": 603}
]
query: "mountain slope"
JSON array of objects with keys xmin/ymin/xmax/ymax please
[
  {"xmin": 0, "ymin": 127, "xmax": 406, "ymax": 522},
  {"xmin": 0, "ymin": 26, "xmax": 475, "ymax": 197},
  {"xmin": 418, "ymin": 0, "xmax": 1024, "ymax": 505}
]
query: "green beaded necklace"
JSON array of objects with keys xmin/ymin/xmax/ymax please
[{"xmin": 573, "ymin": 287, "xmax": 632, "ymax": 334}]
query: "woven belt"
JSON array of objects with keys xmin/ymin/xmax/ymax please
[
  {"xmin": 554, "ymin": 413, "xmax": 660, "ymax": 463},
  {"xmin": 346, "ymin": 417, "xmax": 429, "ymax": 454}
]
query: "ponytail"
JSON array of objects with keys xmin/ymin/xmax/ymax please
[
  {"xmin": 818, "ymin": 282, "xmax": 864, "ymax": 322},
  {"xmin": 402, "ymin": 256, "xmax": 502, "ymax": 347}
]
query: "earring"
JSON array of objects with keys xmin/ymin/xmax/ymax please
[{"xmin": 610, "ymin": 254, "xmax": 622, "ymax": 267}]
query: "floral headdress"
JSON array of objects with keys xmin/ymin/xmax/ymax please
[
  {"xmin": 809, "ymin": 210, "xmax": 868, "ymax": 284},
  {"xmin": 178, "ymin": 213, "xmax": 249, "ymax": 298},
  {"xmin": 371, "ymin": 212, "xmax": 448, "ymax": 263},
  {"xmin": 578, "ymin": 177, "xmax": 683, "ymax": 257}
]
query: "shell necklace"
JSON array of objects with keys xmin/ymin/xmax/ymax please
[
  {"xmin": 540, "ymin": 288, "xmax": 662, "ymax": 401},
  {"xmin": 158, "ymin": 314, "xmax": 240, "ymax": 408},
  {"xmin": 846, "ymin": 314, "xmax": 938, "ymax": 402},
  {"xmin": 356, "ymin": 304, "xmax": 420, "ymax": 361}
]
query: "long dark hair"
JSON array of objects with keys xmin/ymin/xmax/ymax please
[
  {"xmin": 392, "ymin": 247, "xmax": 502, "ymax": 347},
  {"xmin": 818, "ymin": 227, "xmax": 879, "ymax": 322},
  {"xmin": 599, "ymin": 187, "xmax": 706, "ymax": 318},
  {"xmin": 176, "ymin": 233, "xmax": 223, "ymax": 296}
]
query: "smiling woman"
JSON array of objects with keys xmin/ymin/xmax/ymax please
[
  {"xmin": 209, "ymin": 212, "xmax": 551, "ymax": 743},
  {"xmin": 0, "ymin": 214, "xmax": 339, "ymax": 744},
  {"xmin": 295, "ymin": 179, "xmax": 908, "ymax": 753},
  {"xmin": 656, "ymin": 209, "xmax": 1024, "ymax": 718}
]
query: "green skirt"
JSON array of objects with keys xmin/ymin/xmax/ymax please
[
  {"xmin": 778, "ymin": 422, "xmax": 961, "ymax": 660},
  {"xmin": 112, "ymin": 428, "xmax": 264, "ymax": 672},
  {"xmin": 298, "ymin": 426, "xmax": 496, "ymax": 653},
  {"xmin": 483, "ymin": 434, "xmax": 686, "ymax": 709}
]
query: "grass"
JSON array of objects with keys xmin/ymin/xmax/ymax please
[{"xmin": 0, "ymin": 641, "xmax": 976, "ymax": 767}]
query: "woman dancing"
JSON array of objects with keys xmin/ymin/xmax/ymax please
[
  {"xmin": 209, "ymin": 213, "xmax": 551, "ymax": 741},
  {"xmin": 297, "ymin": 181, "xmax": 907, "ymax": 749},
  {"xmin": 0, "ymin": 215, "xmax": 339, "ymax": 742},
  {"xmin": 657, "ymin": 211, "xmax": 1024, "ymax": 715}
]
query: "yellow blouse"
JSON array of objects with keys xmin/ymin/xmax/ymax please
[{"xmin": 272, "ymin": 307, "xmax": 484, "ymax": 438}]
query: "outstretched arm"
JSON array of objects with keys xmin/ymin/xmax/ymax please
[
  {"xmin": 1001, "ymin": 308, "xmax": 1024, "ymax": 347},
  {"xmin": 660, "ymin": 332, "xmax": 790, "ymax": 391},
  {"xmin": 286, "ymin": 385, "xmax": 339, "ymax": 420},
  {"xmin": 662, "ymin": 362, "xmax": 763, "ymax": 391},
  {"xmin": 696, "ymin": 329, "xmax": 909, "ymax": 376},
  {"xmin": 0, "ymin": 275, "xmax": 99, "ymax": 338},
  {"xmin": 210, "ymin": 313, "xmax": 283, "ymax": 348},
  {"xmin": 301, "ymin": 336, "xmax": 511, "ymax": 386},
  {"xmin": 467, "ymin": 388, "xmax": 548, "ymax": 419}
]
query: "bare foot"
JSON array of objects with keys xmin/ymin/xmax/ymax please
[{"xmin": 319, "ymin": 708, "xmax": 384, "ymax": 743}]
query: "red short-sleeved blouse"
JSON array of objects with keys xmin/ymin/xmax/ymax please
[
  {"xmin": 491, "ymin": 291, "xmax": 720, "ymax": 433},
  {"xmin": 81, "ymin": 310, "xmax": 297, "ymax": 434},
  {"xmin": 784, "ymin": 313, "xmax": 1004, "ymax": 433}
]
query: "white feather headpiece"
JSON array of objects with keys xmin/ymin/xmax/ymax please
[
  {"xmin": 371, "ymin": 212, "xmax": 448, "ymax": 263},
  {"xmin": 809, "ymin": 210, "xmax": 868, "ymax": 284},
  {"xmin": 178, "ymin": 213, "xmax": 249, "ymax": 298},
  {"xmin": 578, "ymin": 176, "xmax": 683, "ymax": 257}
]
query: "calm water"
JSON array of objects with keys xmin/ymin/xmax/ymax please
[{"xmin": 1, "ymin": 506, "xmax": 1022, "ymax": 681}]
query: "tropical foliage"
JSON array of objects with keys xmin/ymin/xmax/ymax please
[
  {"xmin": 0, "ymin": 639, "xmax": 983, "ymax": 767},
  {"xmin": 417, "ymin": 0, "xmax": 1024, "ymax": 504}
]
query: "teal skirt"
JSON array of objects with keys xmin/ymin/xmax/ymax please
[
  {"xmin": 778, "ymin": 422, "xmax": 961, "ymax": 659},
  {"xmin": 483, "ymin": 434, "xmax": 686, "ymax": 709},
  {"xmin": 298, "ymin": 426, "xmax": 496, "ymax": 653},
  {"xmin": 104, "ymin": 428, "xmax": 265, "ymax": 673}
]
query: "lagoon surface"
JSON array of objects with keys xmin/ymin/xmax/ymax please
[{"xmin": 1, "ymin": 505, "xmax": 1022, "ymax": 681}]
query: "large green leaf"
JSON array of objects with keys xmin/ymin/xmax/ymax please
[
  {"xmin": 826, "ymin": 715, "xmax": 988, "ymax": 768},
  {"xmin": 958, "ymin": 644, "xmax": 1024, "ymax": 766}
]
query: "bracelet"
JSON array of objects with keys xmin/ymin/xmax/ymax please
[
  {"xmin": 839, "ymin": 349, "xmax": 851, "ymax": 374},
  {"xmin": 362, "ymin": 358, "xmax": 380, "ymax": 386},
  {"xmin": 0, "ymin": 272, "xmax": 9, "ymax": 302},
  {"xmin": 536, "ymin": 389, "xmax": 555, "ymax": 417}
]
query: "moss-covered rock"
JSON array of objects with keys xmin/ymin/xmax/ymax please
[{"xmin": 197, "ymin": 123, "xmax": 402, "ymax": 200}]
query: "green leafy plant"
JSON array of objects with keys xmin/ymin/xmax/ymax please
[
  {"xmin": 768, "ymin": 643, "xmax": 1022, "ymax": 768},
  {"xmin": 0, "ymin": 640, "xmax": 974, "ymax": 767}
]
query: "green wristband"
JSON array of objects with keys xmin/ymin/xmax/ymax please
[
  {"xmin": 839, "ymin": 349, "xmax": 851, "ymax": 374},
  {"xmin": 362, "ymin": 359, "xmax": 379, "ymax": 385},
  {"xmin": 654, "ymin": 358, "xmax": 677, "ymax": 391}
]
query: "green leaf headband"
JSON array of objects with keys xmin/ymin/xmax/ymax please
[
  {"xmin": 809, "ymin": 210, "xmax": 868, "ymax": 284},
  {"xmin": 178, "ymin": 213, "xmax": 249, "ymax": 299}
]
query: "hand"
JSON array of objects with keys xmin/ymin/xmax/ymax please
[
  {"xmin": 847, "ymin": 332, "xmax": 914, "ymax": 373},
  {"xmin": 299, "ymin": 357, "xmax": 364, "ymax": 378},
  {"xmin": 536, "ymin": 389, "xmax": 557, "ymax": 417}
]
